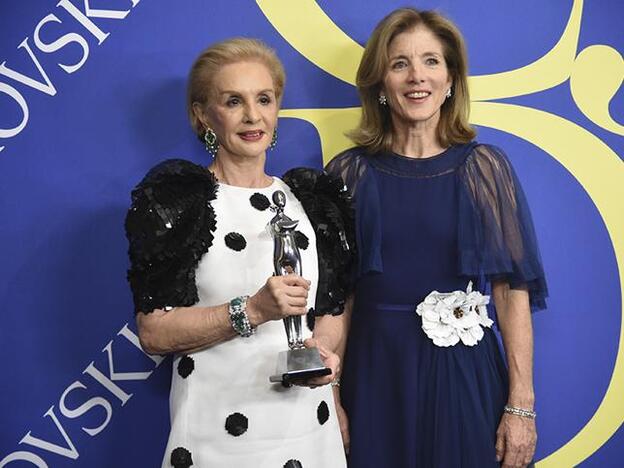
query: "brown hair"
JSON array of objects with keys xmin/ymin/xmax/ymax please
[
  {"xmin": 187, "ymin": 37, "xmax": 286, "ymax": 138},
  {"xmin": 349, "ymin": 8, "xmax": 475, "ymax": 153}
]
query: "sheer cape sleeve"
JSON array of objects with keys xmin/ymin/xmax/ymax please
[
  {"xmin": 282, "ymin": 167, "xmax": 356, "ymax": 316},
  {"xmin": 327, "ymin": 144, "xmax": 547, "ymax": 310},
  {"xmin": 124, "ymin": 159, "xmax": 218, "ymax": 314},
  {"xmin": 457, "ymin": 144, "xmax": 548, "ymax": 310},
  {"xmin": 326, "ymin": 148, "xmax": 383, "ymax": 278}
]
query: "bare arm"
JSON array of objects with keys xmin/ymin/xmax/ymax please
[
  {"xmin": 493, "ymin": 282, "xmax": 536, "ymax": 467},
  {"xmin": 303, "ymin": 294, "xmax": 354, "ymax": 379},
  {"xmin": 310, "ymin": 295, "xmax": 353, "ymax": 452},
  {"xmin": 494, "ymin": 282, "xmax": 534, "ymax": 408},
  {"xmin": 136, "ymin": 303, "xmax": 234, "ymax": 355},
  {"xmin": 137, "ymin": 274, "xmax": 311, "ymax": 355},
  {"xmin": 312, "ymin": 294, "xmax": 353, "ymax": 357}
]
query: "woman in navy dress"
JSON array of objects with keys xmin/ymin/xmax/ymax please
[{"xmin": 318, "ymin": 8, "xmax": 548, "ymax": 468}]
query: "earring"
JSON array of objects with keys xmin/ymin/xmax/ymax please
[
  {"xmin": 203, "ymin": 128, "xmax": 218, "ymax": 156},
  {"xmin": 269, "ymin": 127, "xmax": 278, "ymax": 150},
  {"xmin": 445, "ymin": 88, "xmax": 452, "ymax": 99},
  {"xmin": 378, "ymin": 93, "xmax": 388, "ymax": 106}
]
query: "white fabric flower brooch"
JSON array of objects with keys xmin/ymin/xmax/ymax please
[{"xmin": 415, "ymin": 281, "xmax": 493, "ymax": 347}]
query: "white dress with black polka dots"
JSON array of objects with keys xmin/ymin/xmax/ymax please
[{"xmin": 161, "ymin": 177, "xmax": 347, "ymax": 468}]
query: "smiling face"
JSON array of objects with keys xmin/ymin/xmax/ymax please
[
  {"xmin": 195, "ymin": 60, "xmax": 279, "ymax": 161},
  {"xmin": 382, "ymin": 25, "xmax": 452, "ymax": 134}
]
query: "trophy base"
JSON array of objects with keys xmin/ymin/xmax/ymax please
[{"xmin": 269, "ymin": 347, "xmax": 331, "ymax": 385}]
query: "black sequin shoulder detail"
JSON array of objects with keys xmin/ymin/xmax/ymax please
[
  {"xmin": 125, "ymin": 159, "xmax": 218, "ymax": 314},
  {"xmin": 282, "ymin": 168, "xmax": 355, "ymax": 317}
]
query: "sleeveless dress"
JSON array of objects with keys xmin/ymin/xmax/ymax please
[{"xmin": 327, "ymin": 143, "xmax": 547, "ymax": 468}]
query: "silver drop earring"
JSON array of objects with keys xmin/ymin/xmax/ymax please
[{"xmin": 378, "ymin": 93, "xmax": 388, "ymax": 105}]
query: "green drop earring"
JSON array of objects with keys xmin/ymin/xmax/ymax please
[
  {"xmin": 269, "ymin": 127, "xmax": 278, "ymax": 150},
  {"xmin": 204, "ymin": 128, "xmax": 219, "ymax": 156}
]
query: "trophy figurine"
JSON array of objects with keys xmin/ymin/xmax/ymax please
[{"xmin": 268, "ymin": 190, "xmax": 331, "ymax": 384}]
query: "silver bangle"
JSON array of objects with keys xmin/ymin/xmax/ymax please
[
  {"xmin": 228, "ymin": 296, "xmax": 254, "ymax": 338},
  {"xmin": 504, "ymin": 405, "xmax": 536, "ymax": 419}
]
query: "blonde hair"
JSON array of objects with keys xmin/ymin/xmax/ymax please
[
  {"xmin": 349, "ymin": 8, "xmax": 475, "ymax": 153},
  {"xmin": 186, "ymin": 37, "xmax": 286, "ymax": 138}
]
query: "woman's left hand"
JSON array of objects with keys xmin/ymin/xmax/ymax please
[
  {"xmin": 495, "ymin": 412, "xmax": 537, "ymax": 467},
  {"xmin": 300, "ymin": 337, "xmax": 340, "ymax": 387}
]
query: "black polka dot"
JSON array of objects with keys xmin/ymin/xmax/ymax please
[
  {"xmin": 306, "ymin": 308, "xmax": 315, "ymax": 332},
  {"xmin": 177, "ymin": 355, "xmax": 194, "ymax": 378},
  {"xmin": 250, "ymin": 192, "xmax": 270, "ymax": 211},
  {"xmin": 225, "ymin": 412, "xmax": 248, "ymax": 436},
  {"xmin": 224, "ymin": 232, "xmax": 246, "ymax": 251},
  {"xmin": 170, "ymin": 447, "xmax": 193, "ymax": 468},
  {"xmin": 283, "ymin": 460, "xmax": 303, "ymax": 468},
  {"xmin": 317, "ymin": 400, "xmax": 330, "ymax": 425},
  {"xmin": 294, "ymin": 231, "xmax": 309, "ymax": 250}
]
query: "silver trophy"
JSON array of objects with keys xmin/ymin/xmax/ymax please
[{"xmin": 268, "ymin": 190, "xmax": 331, "ymax": 384}]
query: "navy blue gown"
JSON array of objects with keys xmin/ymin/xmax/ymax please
[{"xmin": 326, "ymin": 143, "xmax": 547, "ymax": 468}]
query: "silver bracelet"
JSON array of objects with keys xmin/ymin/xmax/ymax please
[
  {"xmin": 228, "ymin": 296, "xmax": 254, "ymax": 338},
  {"xmin": 504, "ymin": 405, "xmax": 536, "ymax": 419}
]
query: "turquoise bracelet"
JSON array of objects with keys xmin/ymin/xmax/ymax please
[{"xmin": 229, "ymin": 295, "xmax": 254, "ymax": 338}]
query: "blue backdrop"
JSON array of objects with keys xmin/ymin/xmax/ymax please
[{"xmin": 1, "ymin": 1, "xmax": 622, "ymax": 466}]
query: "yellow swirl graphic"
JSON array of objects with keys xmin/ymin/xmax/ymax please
[
  {"xmin": 570, "ymin": 45, "xmax": 624, "ymax": 135},
  {"xmin": 257, "ymin": 0, "xmax": 624, "ymax": 464},
  {"xmin": 257, "ymin": 0, "xmax": 362, "ymax": 85},
  {"xmin": 279, "ymin": 107, "xmax": 361, "ymax": 162},
  {"xmin": 470, "ymin": 0, "xmax": 583, "ymax": 100}
]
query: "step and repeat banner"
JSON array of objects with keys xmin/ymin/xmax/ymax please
[{"xmin": 1, "ymin": 0, "xmax": 622, "ymax": 466}]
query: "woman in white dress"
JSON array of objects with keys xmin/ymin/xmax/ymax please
[{"xmin": 125, "ymin": 38, "xmax": 353, "ymax": 468}]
